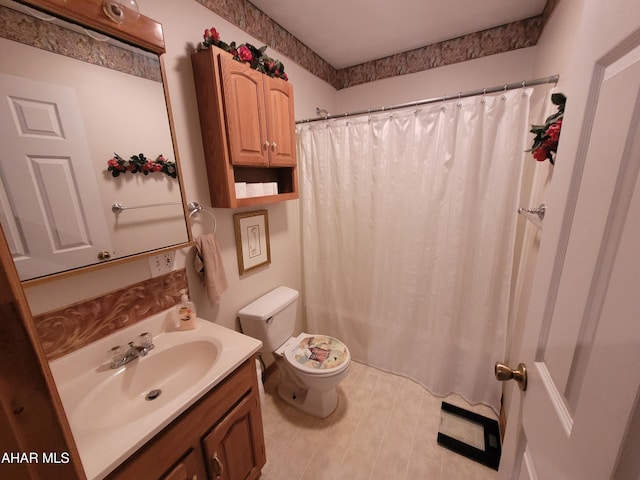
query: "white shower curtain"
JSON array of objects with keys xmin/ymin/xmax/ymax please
[{"xmin": 298, "ymin": 89, "xmax": 532, "ymax": 412}]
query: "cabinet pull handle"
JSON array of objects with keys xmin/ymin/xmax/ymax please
[
  {"xmin": 263, "ymin": 141, "xmax": 270, "ymax": 150},
  {"xmin": 211, "ymin": 452, "xmax": 224, "ymax": 479},
  {"xmin": 270, "ymin": 142, "xmax": 277, "ymax": 151}
]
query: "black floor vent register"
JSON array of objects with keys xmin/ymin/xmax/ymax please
[{"xmin": 437, "ymin": 401, "xmax": 501, "ymax": 470}]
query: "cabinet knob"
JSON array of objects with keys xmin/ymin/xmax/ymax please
[
  {"xmin": 211, "ymin": 452, "xmax": 224, "ymax": 479},
  {"xmin": 271, "ymin": 142, "xmax": 277, "ymax": 151},
  {"xmin": 98, "ymin": 250, "xmax": 111, "ymax": 260},
  {"xmin": 263, "ymin": 141, "xmax": 270, "ymax": 150}
]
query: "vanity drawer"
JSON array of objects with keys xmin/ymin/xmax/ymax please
[{"xmin": 160, "ymin": 449, "xmax": 201, "ymax": 480}]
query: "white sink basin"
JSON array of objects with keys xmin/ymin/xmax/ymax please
[
  {"xmin": 73, "ymin": 339, "xmax": 218, "ymax": 432},
  {"xmin": 50, "ymin": 309, "xmax": 262, "ymax": 480}
]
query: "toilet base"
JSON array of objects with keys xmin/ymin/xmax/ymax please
[{"xmin": 277, "ymin": 379, "xmax": 338, "ymax": 419}]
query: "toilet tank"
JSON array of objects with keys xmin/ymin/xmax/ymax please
[{"xmin": 238, "ymin": 286, "xmax": 299, "ymax": 353}]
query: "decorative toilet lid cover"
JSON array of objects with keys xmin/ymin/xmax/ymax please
[{"xmin": 288, "ymin": 335, "xmax": 349, "ymax": 373}]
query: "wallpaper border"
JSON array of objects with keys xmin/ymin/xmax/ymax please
[
  {"xmin": 0, "ymin": 4, "xmax": 162, "ymax": 82},
  {"xmin": 195, "ymin": 0, "xmax": 560, "ymax": 90}
]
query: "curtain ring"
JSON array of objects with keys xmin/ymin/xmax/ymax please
[
  {"xmin": 501, "ymin": 84, "xmax": 507, "ymax": 100},
  {"xmin": 481, "ymin": 88, "xmax": 487, "ymax": 104},
  {"xmin": 457, "ymin": 92, "xmax": 462, "ymax": 107}
]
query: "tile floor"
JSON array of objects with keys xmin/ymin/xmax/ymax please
[{"xmin": 259, "ymin": 361, "xmax": 499, "ymax": 480}]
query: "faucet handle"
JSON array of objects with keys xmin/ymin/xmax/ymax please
[
  {"xmin": 137, "ymin": 332, "xmax": 154, "ymax": 350},
  {"xmin": 109, "ymin": 345, "xmax": 125, "ymax": 367}
]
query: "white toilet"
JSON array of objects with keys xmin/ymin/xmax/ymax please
[{"xmin": 238, "ymin": 286, "xmax": 350, "ymax": 418}]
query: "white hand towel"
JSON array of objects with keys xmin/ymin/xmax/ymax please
[{"xmin": 194, "ymin": 233, "xmax": 228, "ymax": 305}]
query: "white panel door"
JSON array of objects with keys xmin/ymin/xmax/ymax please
[
  {"xmin": 0, "ymin": 73, "xmax": 111, "ymax": 280},
  {"xmin": 501, "ymin": 1, "xmax": 640, "ymax": 478}
]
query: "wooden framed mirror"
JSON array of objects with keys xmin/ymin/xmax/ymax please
[{"xmin": 0, "ymin": 0, "xmax": 192, "ymax": 284}]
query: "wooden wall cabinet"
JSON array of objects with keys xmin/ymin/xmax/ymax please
[
  {"xmin": 192, "ymin": 47, "xmax": 299, "ymax": 208},
  {"xmin": 106, "ymin": 358, "xmax": 266, "ymax": 480}
]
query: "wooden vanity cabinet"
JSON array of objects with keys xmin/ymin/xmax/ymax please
[
  {"xmin": 191, "ymin": 46, "xmax": 299, "ymax": 208},
  {"xmin": 106, "ymin": 357, "xmax": 266, "ymax": 480}
]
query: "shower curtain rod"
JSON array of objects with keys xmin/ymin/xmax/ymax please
[{"xmin": 296, "ymin": 74, "xmax": 559, "ymax": 124}]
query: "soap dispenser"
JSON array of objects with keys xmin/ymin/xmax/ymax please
[{"xmin": 176, "ymin": 289, "xmax": 197, "ymax": 330}]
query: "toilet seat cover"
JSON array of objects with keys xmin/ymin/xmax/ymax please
[{"xmin": 285, "ymin": 335, "xmax": 349, "ymax": 374}]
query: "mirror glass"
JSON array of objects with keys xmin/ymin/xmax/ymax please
[{"xmin": 0, "ymin": 0, "xmax": 190, "ymax": 282}]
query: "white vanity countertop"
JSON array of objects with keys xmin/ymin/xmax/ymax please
[{"xmin": 49, "ymin": 309, "xmax": 262, "ymax": 480}]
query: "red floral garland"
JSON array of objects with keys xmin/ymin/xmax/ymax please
[
  {"xmin": 528, "ymin": 93, "xmax": 566, "ymax": 165},
  {"xmin": 107, "ymin": 153, "xmax": 177, "ymax": 178},
  {"xmin": 200, "ymin": 27, "xmax": 288, "ymax": 81}
]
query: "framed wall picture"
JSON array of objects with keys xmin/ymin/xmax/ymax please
[{"xmin": 233, "ymin": 210, "xmax": 271, "ymax": 274}]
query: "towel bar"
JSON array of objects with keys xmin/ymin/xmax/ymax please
[
  {"xmin": 188, "ymin": 201, "xmax": 217, "ymax": 233},
  {"xmin": 112, "ymin": 201, "xmax": 181, "ymax": 213},
  {"xmin": 518, "ymin": 204, "xmax": 545, "ymax": 221}
]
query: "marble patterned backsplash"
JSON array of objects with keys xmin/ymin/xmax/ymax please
[{"xmin": 34, "ymin": 269, "xmax": 188, "ymax": 361}]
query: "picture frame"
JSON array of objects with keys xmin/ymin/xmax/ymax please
[{"xmin": 233, "ymin": 210, "xmax": 271, "ymax": 275}]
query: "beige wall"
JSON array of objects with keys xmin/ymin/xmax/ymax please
[
  {"xmin": 496, "ymin": 2, "xmax": 592, "ymax": 463},
  {"xmin": 502, "ymin": 0, "xmax": 587, "ymax": 411},
  {"xmin": 26, "ymin": 1, "xmax": 573, "ymax": 359},
  {"xmin": 25, "ymin": 0, "xmax": 336, "ymax": 336}
]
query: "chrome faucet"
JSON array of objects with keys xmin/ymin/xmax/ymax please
[{"xmin": 109, "ymin": 333, "xmax": 154, "ymax": 369}]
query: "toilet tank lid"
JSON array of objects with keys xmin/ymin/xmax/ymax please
[{"xmin": 238, "ymin": 286, "xmax": 299, "ymax": 321}]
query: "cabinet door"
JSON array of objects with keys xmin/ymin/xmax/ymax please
[
  {"xmin": 161, "ymin": 449, "xmax": 204, "ymax": 480},
  {"xmin": 202, "ymin": 394, "xmax": 265, "ymax": 480},
  {"xmin": 264, "ymin": 76, "xmax": 297, "ymax": 167},
  {"xmin": 219, "ymin": 55, "xmax": 269, "ymax": 167}
]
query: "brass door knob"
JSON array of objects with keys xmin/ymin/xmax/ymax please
[
  {"xmin": 495, "ymin": 362, "xmax": 527, "ymax": 391},
  {"xmin": 98, "ymin": 250, "xmax": 111, "ymax": 260}
]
